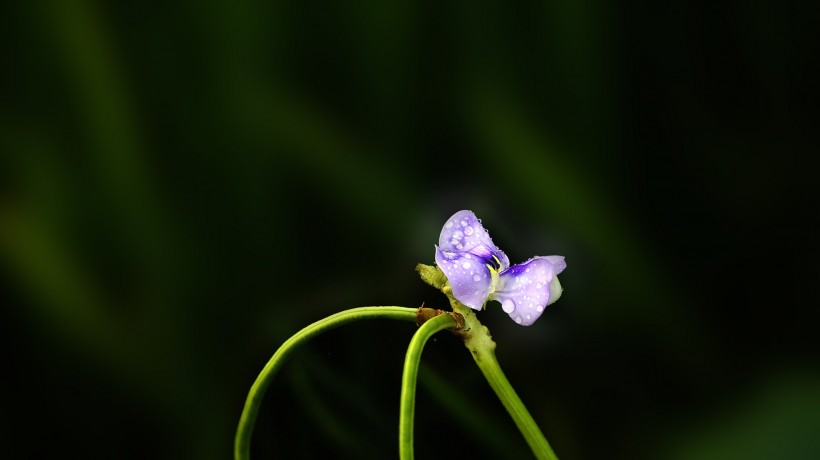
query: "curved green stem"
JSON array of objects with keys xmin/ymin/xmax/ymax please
[
  {"xmin": 398, "ymin": 313, "xmax": 458, "ymax": 460},
  {"xmin": 234, "ymin": 306, "xmax": 418, "ymax": 460}
]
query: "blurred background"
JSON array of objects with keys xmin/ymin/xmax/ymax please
[{"xmin": 2, "ymin": 1, "xmax": 818, "ymax": 459}]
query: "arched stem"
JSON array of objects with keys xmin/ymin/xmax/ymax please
[{"xmin": 234, "ymin": 306, "xmax": 418, "ymax": 460}]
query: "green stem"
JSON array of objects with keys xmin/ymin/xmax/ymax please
[
  {"xmin": 451, "ymin": 300, "xmax": 559, "ymax": 460},
  {"xmin": 398, "ymin": 313, "xmax": 459, "ymax": 460},
  {"xmin": 234, "ymin": 306, "xmax": 418, "ymax": 460},
  {"xmin": 472, "ymin": 342, "xmax": 558, "ymax": 460}
]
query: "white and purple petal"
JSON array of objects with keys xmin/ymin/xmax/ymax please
[
  {"xmin": 435, "ymin": 246, "xmax": 493, "ymax": 310},
  {"xmin": 490, "ymin": 256, "xmax": 565, "ymax": 326},
  {"xmin": 438, "ymin": 210, "xmax": 509, "ymax": 269}
]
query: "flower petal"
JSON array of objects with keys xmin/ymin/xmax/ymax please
[
  {"xmin": 491, "ymin": 256, "xmax": 563, "ymax": 326},
  {"xmin": 542, "ymin": 255, "xmax": 566, "ymax": 275},
  {"xmin": 438, "ymin": 210, "xmax": 509, "ymax": 269},
  {"xmin": 435, "ymin": 245, "xmax": 493, "ymax": 310}
]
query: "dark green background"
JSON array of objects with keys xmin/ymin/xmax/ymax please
[{"xmin": 3, "ymin": 1, "xmax": 818, "ymax": 459}]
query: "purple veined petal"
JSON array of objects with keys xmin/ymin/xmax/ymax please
[
  {"xmin": 438, "ymin": 210, "xmax": 510, "ymax": 269},
  {"xmin": 490, "ymin": 256, "xmax": 562, "ymax": 326},
  {"xmin": 435, "ymin": 245, "xmax": 493, "ymax": 311}
]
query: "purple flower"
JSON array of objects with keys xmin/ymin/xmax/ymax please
[{"xmin": 434, "ymin": 210, "xmax": 566, "ymax": 326}]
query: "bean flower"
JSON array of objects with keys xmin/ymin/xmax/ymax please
[{"xmin": 434, "ymin": 210, "xmax": 566, "ymax": 326}]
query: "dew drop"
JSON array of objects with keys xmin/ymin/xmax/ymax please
[
  {"xmin": 526, "ymin": 314, "xmax": 532, "ymax": 321},
  {"xmin": 536, "ymin": 306, "xmax": 544, "ymax": 312},
  {"xmin": 464, "ymin": 226, "xmax": 474, "ymax": 235},
  {"xmin": 445, "ymin": 221, "xmax": 454, "ymax": 228},
  {"xmin": 536, "ymin": 283, "xmax": 542, "ymax": 289},
  {"xmin": 502, "ymin": 299, "xmax": 515, "ymax": 313},
  {"xmin": 473, "ymin": 274, "xmax": 481, "ymax": 282},
  {"xmin": 462, "ymin": 261, "xmax": 471, "ymax": 269},
  {"xmin": 514, "ymin": 316, "xmax": 523, "ymax": 324}
]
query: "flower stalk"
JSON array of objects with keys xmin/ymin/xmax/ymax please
[{"xmin": 448, "ymin": 293, "xmax": 559, "ymax": 460}]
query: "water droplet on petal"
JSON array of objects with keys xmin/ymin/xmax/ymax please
[
  {"xmin": 536, "ymin": 306, "xmax": 544, "ymax": 312},
  {"xmin": 514, "ymin": 316, "xmax": 523, "ymax": 324},
  {"xmin": 536, "ymin": 283, "xmax": 542, "ymax": 289},
  {"xmin": 445, "ymin": 221, "xmax": 454, "ymax": 228},
  {"xmin": 462, "ymin": 261, "xmax": 471, "ymax": 269},
  {"xmin": 473, "ymin": 274, "xmax": 481, "ymax": 281},
  {"xmin": 526, "ymin": 314, "xmax": 532, "ymax": 321},
  {"xmin": 502, "ymin": 299, "xmax": 515, "ymax": 313},
  {"xmin": 464, "ymin": 226, "xmax": 474, "ymax": 235}
]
